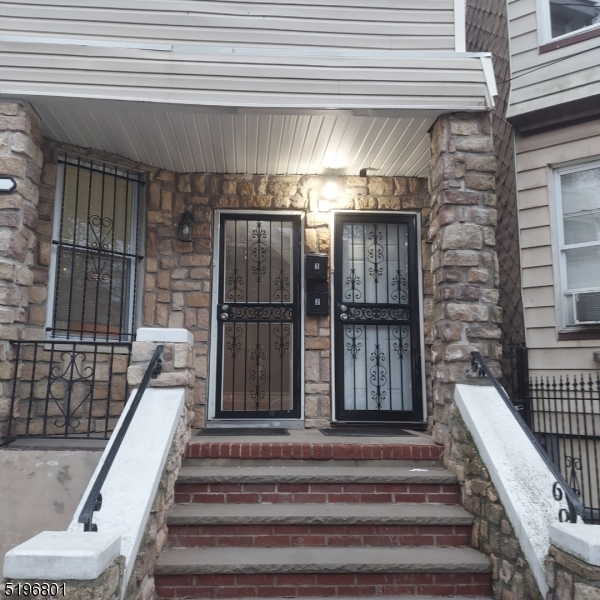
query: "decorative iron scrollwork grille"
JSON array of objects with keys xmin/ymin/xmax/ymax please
[
  {"xmin": 334, "ymin": 214, "xmax": 423, "ymax": 422},
  {"xmin": 216, "ymin": 215, "xmax": 301, "ymax": 418},
  {"xmin": 49, "ymin": 156, "xmax": 143, "ymax": 342}
]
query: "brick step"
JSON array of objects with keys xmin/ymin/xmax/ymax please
[
  {"xmin": 155, "ymin": 547, "xmax": 492, "ymax": 598},
  {"xmin": 166, "ymin": 503, "xmax": 473, "ymax": 548},
  {"xmin": 186, "ymin": 441, "xmax": 443, "ymax": 461}
]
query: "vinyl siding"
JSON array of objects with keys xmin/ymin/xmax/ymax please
[
  {"xmin": 515, "ymin": 118, "xmax": 600, "ymax": 377},
  {"xmin": 0, "ymin": 0, "xmax": 456, "ymax": 51},
  {"xmin": 506, "ymin": 0, "xmax": 600, "ymax": 117},
  {"xmin": 0, "ymin": 41, "xmax": 491, "ymax": 110}
]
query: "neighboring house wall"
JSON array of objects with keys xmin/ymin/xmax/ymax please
[
  {"xmin": 506, "ymin": 0, "xmax": 600, "ymax": 118},
  {"xmin": 514, "ymin": 119, "xmax": 600, "ymax": 378},
  {"xmin": 466, "ymin": 0, "xmax": 525, "ymax": 396}
]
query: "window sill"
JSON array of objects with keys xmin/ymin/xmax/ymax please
[
  {"xmin": 540, "ymin": 26, "xmax": 600, "ymax": 54},
  {"xmin": 557, "ymin": 329, "xmax": 600, "ymax": 341}
]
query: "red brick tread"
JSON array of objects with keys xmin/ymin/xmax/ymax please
[{"xmin": 186, "ymin": 442, "xmax": 443, "ymax": 461}]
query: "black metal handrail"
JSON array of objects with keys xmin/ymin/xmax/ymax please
[
  {"xmin": 470, "ymin": 351, "xmax": 584, "ymax": 524},
  {"xmin": 78, "ymin": 345, "xmax": 163, "ymax": 532}
]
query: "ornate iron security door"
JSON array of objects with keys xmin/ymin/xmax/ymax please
[
  {"xmin": 334, "ymin": 214, "xmax": 423, "ymax": 422},
  {"xmin": 215, "ymin": 215, "xmax": 301, "ymax": 418}
]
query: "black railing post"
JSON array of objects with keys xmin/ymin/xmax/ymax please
[{"xmin": 516, "ymin": 344, "xmax": 531, "ymax": 427}]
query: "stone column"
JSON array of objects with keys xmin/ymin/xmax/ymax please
[
  {"xmin": 428, "ymin": 112, "xmax": 502, "ymax": 444},
  {"xmin": 0, "ymin": 101, "xmax": 43, "ymax": 442}
]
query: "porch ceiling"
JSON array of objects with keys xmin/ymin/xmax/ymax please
[{"xmin": 29, "ymin": 98, "xmax": 436, "ymax": 177}]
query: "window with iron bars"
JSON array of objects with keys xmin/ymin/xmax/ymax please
[{"xmin": 47, "ymin": 155, "xmax": 143, "ymax": 342}]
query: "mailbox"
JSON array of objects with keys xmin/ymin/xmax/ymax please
[
  {"xmin": 305, "ymin": 255, "xmax": 329, "ymax": 315},
  {"xmin": 306, "ymin": 254, "xmax": 328, "ymax": 280}
]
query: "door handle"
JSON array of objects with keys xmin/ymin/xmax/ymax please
[
  {"xmin": 338, "ymin": 305, "xmax": 348, "ymax": 321},
  {"xmin": 219, "ymin": 304, "xmax": 230, "ymax": 320}
]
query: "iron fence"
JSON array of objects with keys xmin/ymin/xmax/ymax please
[
  {"xmin": 7, "ymin": 340, "xmax": 132, "ymax": 440},
  {"xmin": 511, "ymin": 343, "xmax": 600, "ymax": 524}
]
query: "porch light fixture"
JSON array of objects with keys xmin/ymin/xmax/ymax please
[
  {"xmin": 0, "ymin": 176, "xmax": 17, "ymax": 194},
  {"xmin": 178, "ymin": 210, "xmax": 194, "ymax": 242},
  {"xmin": 322, "ymin": 181, "xmax": 339, "ymax": 201}
]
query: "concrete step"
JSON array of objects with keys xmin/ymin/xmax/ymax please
[
  {"xmin": 167, "ymin": 503, "xmax": 474, "ymax": 526},
  {"xmin": 166, "ymin": 503, "xmax": 474, "ymax": 548},
  {"xmin": 155, "ymin": 547, "xmax": 492, "ymax": 598},
  {"xmin": 175, "ymin": 464, "xmax": 460, "ymax": 505}
]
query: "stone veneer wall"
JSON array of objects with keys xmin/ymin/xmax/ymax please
[
  {"xmin": 31, "ymin": 138, "xmax": 432, "ymax": 429},
  {"xmin": 427, "ymin": 112, "xmax": 503, "ymax": 444},
  {"xmin": 545, "ymin": 544, "xmax": 600, "ymax": 600},
  {"xmin": 445, "ymin": 404, "xmax": 543, "ymax": 600},
  {"xmin": 0, "ymin": 101, "xmax": 43, "ymax": 441}
]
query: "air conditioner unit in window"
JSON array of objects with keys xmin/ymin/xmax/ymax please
[{"xmin": 573, "ymin": 291, "xmax": 600, "ymax": 324}]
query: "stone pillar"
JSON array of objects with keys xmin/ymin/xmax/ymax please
[
  {"xmin": 0, "ymin": 101, "xmax": 43, "ymax": 442},
  {"xmin": 428, "ymin": 112, "xmax": 502, "ymax": 444}
]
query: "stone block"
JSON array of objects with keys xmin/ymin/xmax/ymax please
[
  {"xmin": 378, "ymin": 196, "xmax": 401, "ymax": 210},
  {"xmin": 575, "ymin": 583, "xmax": 600, "ymax": 600},
  {"xmin": 442, "ymin": 250, "xmax": 480, "ymax": 267},
  {"xmin": 450, "ymin": 119, "xmax": 480, "ymax": 136},
  {"xmin": 455, "ymin": 137, "xmax": 493, "ymax": 153},
  {"xmin": 467, "ymin": 268, "xmax": 490, "ymax": 283},
  {"xmin": 151, "ymin": 371, "xmax": 193, "ymax": 387},
  {"xmin": 355, "ymin": 196, "xmax": 377, "ymax": 210},
  {"xmin": 446, "ymin": 303, "xmax": 488, "ymax": 322},
  {"xmin": 367, "ymin": 177, "xmax": 393, "ymax": 196},
  {"xmin": 440, "ymin": 190, "xmax": 480, "ymax": 205},
  {"xmin": 241, "ymin": 195, "xmax": 271, "ymax": 208},
  {"xmin": 466, "ymin": 174, "xmax": 496, "ymax": 191},
  {"xmin": 442, "ymin": 223, "xmax": 482, "ymax": 250},
  {"xmin": 466, "ymin": 155, "xmax": 497, "ymax": 172},
  {"xmin": 187, "ymin": 293, "xmax": 210, "ymax": 308},
  {"xmin": 445, "ymin": 344, "xmax": 471, "ymax": 362}
]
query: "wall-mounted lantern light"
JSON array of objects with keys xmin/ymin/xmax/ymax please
[
  {"xmin": 178, "ymin": 210, "xmax": 194, "ymax": 242},
  {"xmin": 0, "ymin": 176, "xmax": 17, "ymax": 194}
]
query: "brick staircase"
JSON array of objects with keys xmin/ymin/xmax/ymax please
[{"xmin": 155, "ymin": 438, "xmax": 492, "ymax": 599}]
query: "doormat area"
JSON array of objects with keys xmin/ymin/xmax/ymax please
[
  {"xmin": 320, "ymin": 427, "xmax": 416, "ymax": 437},
  {"xmin": 196, "ymin": 428, "xmax": 289, "ymax": 436}
]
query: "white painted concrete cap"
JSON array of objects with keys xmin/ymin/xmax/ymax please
[
  {"xmin": 3, "ymin": 531, "xmax": 121, "ymax": 580},
  {"xmin": 550, "ymin": 523, "xmax": 600, "ymax": 566},
  {"xmin": 136, "ymin": 327, "xmax": 193, "ymax": 345}
]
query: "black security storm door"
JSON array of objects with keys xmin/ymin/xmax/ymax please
[
  {"xmin": 334, "ymin": 213, "xmax": 423, "ymax": 422},
  {"xmin": 215, "ymin": 214, "xmax": 301, "ymax": 419}
]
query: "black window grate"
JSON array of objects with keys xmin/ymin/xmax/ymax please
[{"xmin": 49, "ymin": 155, "xmax": 143, "ymax": 342}]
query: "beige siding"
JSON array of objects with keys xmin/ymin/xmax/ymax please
[
  {"xmin": 0, "ymin": 0, "xmax": 456, "ymax": 51},
  {"xmin": 506, "ymin": 0, "xmax": 600, "ymax": 117},
  {"xmin": 515, "ymin": 119, "xmax": 600, "ymax": 377},
  {"xmin": 0, "ymin": 40, "xmax": 491, "ymax": 110}
]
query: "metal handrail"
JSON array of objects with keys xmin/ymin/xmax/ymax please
[
  {"xmin": 470, "ymin": 351, "xmax": 584, "ymax": 524},
  {"xmin": 78, "ymin": 345, "xmax": 164, "ymax": 532}
]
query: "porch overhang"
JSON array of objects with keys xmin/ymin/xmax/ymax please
[{"xmin": 0, "ymin": 38, "xmax": 497, "ymax": 176}]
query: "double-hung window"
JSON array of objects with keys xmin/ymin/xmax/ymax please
[
  {"xmin": 539, "ymin": 0, "xmax": 600, "ymax": 43},
  {"xmin": 47, "ymin": 155, "xmax": 143, "ymax": 341},
  {"xmin": 553, "ymin": 160, "xmax": 600, "ymax": 329}
]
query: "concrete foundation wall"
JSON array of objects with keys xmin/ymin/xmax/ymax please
[{"xmin": 0, "ymin": 448, "xmax": 102, "ymax": 568}]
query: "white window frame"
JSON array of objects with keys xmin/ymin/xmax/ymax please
[
  {"xmin": 550, "ymin": 156, "xmax": 600, "ymax": 332},
  {"xmin": 45, "ymin": 154, "xmax": 142, "ymax": 342},
  {"xmin": 537, "ymin": 0, "xmax": 600, "ymax": 46}
]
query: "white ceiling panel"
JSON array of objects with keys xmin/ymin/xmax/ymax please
[{"xmin": 32, "ymin": 99, "xmax": 434, "ymax": 176}]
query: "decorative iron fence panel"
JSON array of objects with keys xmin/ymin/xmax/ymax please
[
  {"xmin": 512, "ymin": 344, "xmax": 600, "ymax": 524},
  {"xmin": 8, "ymin": 341, "xmax": 132, "ymax": 439}
]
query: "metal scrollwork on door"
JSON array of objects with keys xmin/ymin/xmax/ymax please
[
  {"xmin": 345, "ymin": 269, "xmax": 362, "ymax": 301},
  {"xmin": 369, "ymin": 344, "xmax": 388, "ymax": 409},
  {"xmin": 346, "ymin": 306, "xmax": 410, "ymax": 322},
  {"xmin": 273, "ymin": 325, "xmax": 291, "ymax": 359},
  {"xmin": 391, "ymin": 326, "xmax": 410, "ymax": 360},
  {"xmin": 226, "ymin": 268, "xmax": 244, "ymax": 301},
  {"xmin": 225, "ymin": 324, "xmax": 244, "ymax": 359},
  {"xmin": 391, "ymin": 270, "xmax": 408, "ymax": 303},
  {"xmin": 249, "ymin": 343, "xmax": 267, "ymax": 409},
  {"xmin": 345, "ymin": 326, "xmax": 363, "ymax": 359},
  {"xmin": 273, "ymin": 268, "xmax": 290, "ymax": 301},
  {"xmin": 367, "ymin": 225, "xmax": 384, "ymax": 284},
  {"xmin": 250, "ymin": 221, "xmax": 268, "ymax": 283}
]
